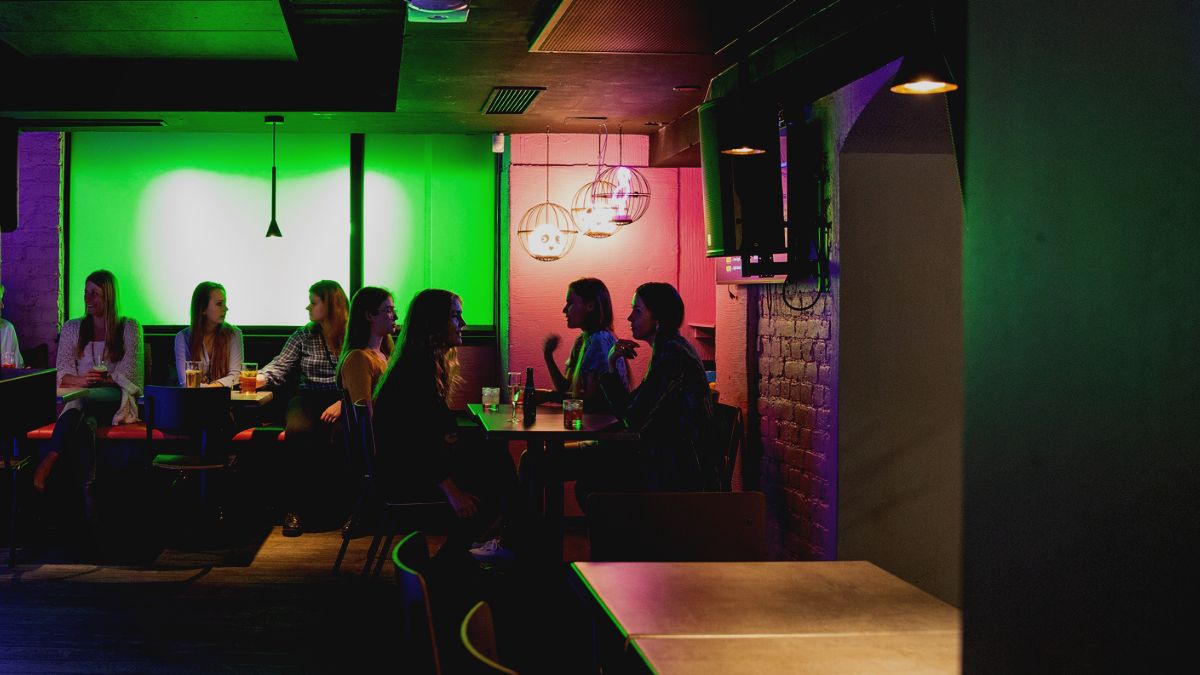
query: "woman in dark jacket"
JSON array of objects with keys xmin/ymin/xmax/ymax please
[
  {"xmin": 372, "ymin": 289, "xmax": 516, "ymax": 563},
  {"xmin": 579, "ymin": 282, "xmax": 720, "ymax": 506}
]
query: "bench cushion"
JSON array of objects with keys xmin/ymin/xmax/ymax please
[
  {"xmin": 26, "ymin": 422, "xmax": 188, "ymax": 441},
  {"xmin": 232, "ymin": 426, "xmax": 286, "ymax": 442}
]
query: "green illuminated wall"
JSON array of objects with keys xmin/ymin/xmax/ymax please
[
  {"xmin": 70, "ymin": 132, "xmax": 349, "ymax": 325},
  {"xmin": 364, "ymin": 135, "xmax": 494, "ymax": 325},
  {"xmin": 68, "ymin": 132, "xmax": 495, "ymax": 326}
]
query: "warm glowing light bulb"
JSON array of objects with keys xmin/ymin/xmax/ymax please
[
  {"xmin": 721, "ymin": 146, "xmax": 767, "ymax": 156},
  {"xmin": 527, "ymin": 220, "xmax": 566, "ymax": 259},
  {"xmin": 890, "ymin": 79, "xmax": 958, "ymax": 94}
]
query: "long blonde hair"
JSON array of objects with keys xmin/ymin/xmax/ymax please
[{"xmin": 77, "ymin": 269, "xmax": 127, "ymax": 362}]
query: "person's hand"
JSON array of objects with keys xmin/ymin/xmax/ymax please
[
  {"xmin": 202, "ymin": 382, "xmax": 224, "ymax": 388},
  {"xmin": 608, "ymin": 339, "xmax": 639, "ymax": 371},
  {"xmin": 256, "ymin": 373, "xmax": 267, "ymax": 389},
  {"xmin": 320, "ymin": 400, "xmax": 342, "ymax": 423},
  {"xmin": 440, "ymin": 480, "xmax": 479, "ymax": 519},
  {"xmin": 85, "ymin": 369, "xmax": 111, "ymax": 387},
  {"xmin": 542, "ymin": 334, "xmax": 561, "ymax": 358}
]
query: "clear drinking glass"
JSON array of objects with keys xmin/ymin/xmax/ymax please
[
  {"xmin": 240, "ymin": 362, "xmax": 258, "ymax": 394},
  {"xmin": 184, "ymin": 360, "xmax": 202, "ymax": 387},
  {"xmin": 563, "ymin": 398, "xmax": 584, "ymax": 430},
  {"xmin": 0, "ymin": 351, "xmax": 15, "ymax": 368},
  {"xmin": 507, "ymin": 371, "xmax": 524, "ymax": 422},
  {"xmin": 482, "ymin": 386, "xmax": 500, "ymax": 411}
]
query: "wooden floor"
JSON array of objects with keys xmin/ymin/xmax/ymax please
[{"xmin": 1, "ymin": 527, "xmax": 596, "ymax": 674}]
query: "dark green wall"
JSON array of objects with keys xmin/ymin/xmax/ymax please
[{"xmin": 964, "ymin": 1, "xmax": 1200, "ymax": 670}]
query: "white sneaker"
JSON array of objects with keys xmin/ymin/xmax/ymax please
[{"xmin": 469, "ymin": 538, "xmax": 517, "ymax": 565}]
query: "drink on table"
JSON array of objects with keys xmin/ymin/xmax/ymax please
[
  {"xmin": 522, "ymin": 367, "xmax": 537, "ymax": 426},
  {"xmin": 563, "ymin": 398, "xmax": 584, "ymax": 430},
  {"xmin": 507, "ymin": 371, "xmax": 523, "ymax": 423},
  {"xmin": 240, "ymin": 361, "xmax": 258, "ymax": 394},
  {"xmin": 0, "ymin": 351, "xmax": 15, "ymax": 368},
  {"xmin": 184, "ymin": 360, "xmax": 202, "ymax": 388},
  {"xmin": 482, "ymin": 386, "xmax": 500, "ymax": 411}
]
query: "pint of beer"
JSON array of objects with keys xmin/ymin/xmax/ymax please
[
  {"xmin": 240, "ymin": 362, "xmax": 258, "ymax": 394},
  {"xmin": 184, "ymin": 360, "xmax": 202, "ymax": 388}
]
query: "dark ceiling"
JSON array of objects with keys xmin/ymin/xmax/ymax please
[{"xmin": 0, "ymin": 1, "xmax": 954, "ymax": 165}]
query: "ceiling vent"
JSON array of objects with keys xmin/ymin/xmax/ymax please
[{"xmin": 482, "ymin": 86, "xmax": 546, "ymax": 114}]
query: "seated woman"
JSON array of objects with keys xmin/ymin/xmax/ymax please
[
  {"xmin": 373, "ymin": 289, "xmax": 518, "ymax": 565},
  {"xmin": 174, "ymin": 281, "xmax": 243, "ymax": 388},
  {"xmin": 541, "ymin": 277, "xmax": 629, "ymax": 411},
  {"xmin": 0, "ymin": 281, "xmax": 25, "ymax": 367},
  {"xmin": 32, "ymin": 270, "xmax": 143, "ymax": 523},
  {"xmin": 337, "ymin": 286, "xmax": 395, "ymax": 408},
  {"xmin": 256, "ymin": 279, "xmax": 349, "ymax": 537},
  {"xmin": 577, "ymin": 282, "xmax": 720, "ymax": 509}
]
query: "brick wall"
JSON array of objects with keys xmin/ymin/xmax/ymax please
[{"xmin": 1, "ymin": 132, "xmax": 63, "ymax": 365}]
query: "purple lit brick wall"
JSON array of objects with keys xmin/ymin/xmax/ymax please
[
  {"xmin": 740, "ymin": 64, "xmax": 899, "ymax": 560},
  {"xmin": 0, "ymin": 132, "xmax": 63, "ymax": 365}
]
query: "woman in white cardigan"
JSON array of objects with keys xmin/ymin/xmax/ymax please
[{"xmin": 32, "ymin": 270, "xmax": 143, "ymax": 509}]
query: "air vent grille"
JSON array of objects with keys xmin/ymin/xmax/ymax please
[{"xmin": 482, "ymin": 86, "xmax": 546, "ymax": 114}]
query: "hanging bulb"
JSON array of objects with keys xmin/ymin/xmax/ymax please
[{"xmin": 265, "ymin": 115, "xmax": 284, "ymax": 237}]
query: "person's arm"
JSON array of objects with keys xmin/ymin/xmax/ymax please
[
  {"xmin": 258, "ymin": 328, "xmax": 303, "ymax": 388},
  {"xmin": 212, "ymin": 326, "xmax": 243, "ymax": 388},
  {"xmin": 339, "ymin": 350, "xmax": 375, "ymax": 407},
  {"xmin": 601, "ymin": 342, "xmax": 685, "ymax": 432},
  {"xmin": 56, "ymin": 321, "xmax": 87, "ymax": 388},
  {"xmin": 111, "ymin": 319, "xmax": 144, "ymax": 395},
  {"xmin": 2, "ymin": 322, "xmax": 23, "ymax": 367},
  {"xmin": 173, "ymin": 330, "xmax": 188, "ymax": 386},
  {"xmin": 542, "ymin": 334, "xmax": 569, "ymax": 393}
]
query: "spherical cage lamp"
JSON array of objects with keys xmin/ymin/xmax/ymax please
[
  {"xmin": 572, "ymin": 180, "xmax": 621, "ymax": 238},
  {"xmin": 517, "ymin": 201, "xmax": 579, "ymax": 261},
  {"xmin": 592, "ymin": 165, "xmax": 651, "ymax": 225}
]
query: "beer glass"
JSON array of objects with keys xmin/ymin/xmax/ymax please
[
  {"xmin": 240, "ymin": 362, "xmax": 258, "ymax": 394},
  {"xmin": 184, "ymin": 360, "xmax": 202, "ymax": 387}
]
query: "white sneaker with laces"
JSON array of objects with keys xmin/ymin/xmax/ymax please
[{"xmin": 469, "ymin": 538, "xmax": 517, "ymax": 564}]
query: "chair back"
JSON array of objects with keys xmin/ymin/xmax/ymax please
[
  {"xmin": 713, "ymin": 403, "xmax": 744, "ymax": 491},
  {"xmin": 461, "ymin": 601, "xmax": 518, "ymax": 674},
  {"xmin": 144, "ymin": 385, "xmax": 230, "ymax": 435},
  {"xmin": 340, "ymin": 390, "xmax": 379, "ymax": 480},
  {"xmin": 391, "ymin": 531, "xmax": 442, "ymax": 675},
  {"xmin": 587, "ymin": 491, "xmax": 768, "ymax": 562}
]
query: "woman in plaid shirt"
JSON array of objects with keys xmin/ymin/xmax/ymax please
[{"xmin": 257, "ymin": 279, "xmax": 349, "ymax": 537}]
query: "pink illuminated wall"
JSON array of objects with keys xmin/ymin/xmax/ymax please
[{"xmin": 506, "ymin": 133, "xmax": 714, "ymax": 391}]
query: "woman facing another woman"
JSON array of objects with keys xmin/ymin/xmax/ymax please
[
  {"xmin": 337, "ymin": 286, "xmax": 395, "ymax": 408},
  {"xmin": 174, "ymin": 281, "xmax": 243, "ymax": 388},
  {"xmin": 542, "ymin": 277, "xmax": 629, "ymax": 411}
]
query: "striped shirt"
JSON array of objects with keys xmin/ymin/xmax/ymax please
[{"xmin": 259, "ymin": 323, "xmax": 339, "ymax": 391}]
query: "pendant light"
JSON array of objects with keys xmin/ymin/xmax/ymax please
[
  {"xmin": 890, "ymin": 6, "xmax": 959, "ymax": 94},
  {"xmin": 265, "ymin": 115, "xmax": 283, "ymax": 237},
  {"xmin": 572, "ymin": 125, "xmax": 621, "ymax": 238},
  {"xmin": 591, "ymin": 124, "xmax": 651, "ymax": 225},
  {"xmin": 517, "ymin": 129, "xmax": 578, "ymax": 261}
]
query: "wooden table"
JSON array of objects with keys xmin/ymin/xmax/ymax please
[
  {"xmin": 467, "ymin": 403, "xmax": 635, "ymax": 562},
  {"xmin": 56, "ymin": 388, "xmax": 273, "ymax": 406},
  {"xmin": 571, "ymin": 561, "xmax": 961, "ymax": 674}
]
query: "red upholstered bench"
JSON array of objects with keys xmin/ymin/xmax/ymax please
[
  {"xmin": 232, "ymin": 426, "xmax": 286, "ymax": 443},
  {"xmin": 27, "ymin": 422, "xmax": 189, "ymax": 442}
]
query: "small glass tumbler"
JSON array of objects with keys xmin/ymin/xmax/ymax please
[
  {"xmin": 563, "ymin": 398, "xmax": 584, "ymax": 430},
  {"xmin": 184, "ymin": 360, "xmax": 202, "ymax": 387},
  {"xmin": 482, "ymin": 386, "xmax": 501, "ymax": 411},
  {"xmin": 0, "ymin": 351, "xmax": 15, "ymax": 368}
]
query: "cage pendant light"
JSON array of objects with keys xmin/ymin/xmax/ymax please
[
  {"xmin": 572, "ymin": 126, "xmax": 621, "ymax": 238},
  {"xmin": 591, "ymin": 125, "xmax": 651, "ymax": 225},
  {"xmin": 517, "ymin": 130, "xmax": 578, "ymax": 261}
]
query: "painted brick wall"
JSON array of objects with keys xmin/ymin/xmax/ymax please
[
  {"xmin": 1, "ymin": 132, "xmax": 63, "ymax": 365},
  {"xmin": 717, "ymin": 64, "xmax": 899, "ymax": 560}
]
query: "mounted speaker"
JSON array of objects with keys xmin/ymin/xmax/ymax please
[
  {"xmin": 699, "ymin": 97, "xmax": 785, "ymax": 258},
  {"xmin": 1, "ymin": 118, "xmax": 15, "ymax": 233}
]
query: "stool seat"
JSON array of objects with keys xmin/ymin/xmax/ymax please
[
  {"xmin": 151, "ymin": 454, "xmax": 229, "ymax": 471},
  {"xmin": 25, "ymin": 423, "xmax": 55, "ymax": 441}
]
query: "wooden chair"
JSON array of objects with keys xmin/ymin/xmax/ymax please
[
  {"xmin": 333, "ymin": 391, "xmax": 449, "ymax": 579},
  {"xmin": 391, "ymin": 531, "xmax": 443, "ymax": 675},
  {"xmin": 461, "ymin": 601, "xmax": 519, "ymax": 674},
  {"xmin": 713, "ymin": 403, "xmax": 744, "ymax": 491},
  {"xmin": 586, "ymin": 491, "xmax": 768, "ymax": 562}
]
